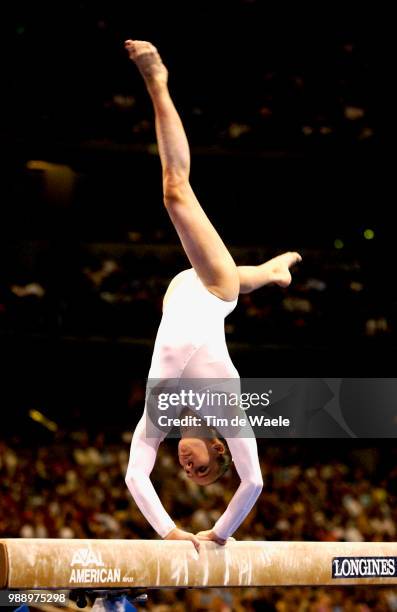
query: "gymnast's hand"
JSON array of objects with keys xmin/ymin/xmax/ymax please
[
  {"xmin": 196, "ymin": 530, "xmax": 228, "ymax": 546},
  {"xmin": 164, "ymin": 527, "xmax": 201, "ymax": 553}
]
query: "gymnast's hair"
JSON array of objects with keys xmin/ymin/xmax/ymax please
[{"xmin": 212, "ymin": 451, "xmax": 232, "ymax": 483}]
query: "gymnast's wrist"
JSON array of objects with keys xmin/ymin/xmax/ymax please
[
  {"xmin": 212, "ymin": 526, "xmax": 223, "ymax": 539},
  {"xmin": 162, "ymin": 524, "xmax": 177, "ymax": 539}
]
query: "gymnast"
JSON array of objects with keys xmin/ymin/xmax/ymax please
[{"xmin": 124, "ymin": 40, "xmax": 301, "ymax": 552}]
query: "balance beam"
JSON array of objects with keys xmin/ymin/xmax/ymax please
[{"xmin": 1, "ymin": 539, "xmax": 397, "ymax": 588}]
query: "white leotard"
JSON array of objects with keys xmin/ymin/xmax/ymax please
[{"xmin": 125, "ymin": 268, "xmax": 263, "ymax": 539}]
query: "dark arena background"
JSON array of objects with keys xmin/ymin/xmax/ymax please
[{"xmin": 1, "ymin": 2, "xmax": 394, "ymax": 610}]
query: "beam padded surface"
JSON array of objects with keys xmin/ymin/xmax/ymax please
[{"xmin": 1, "ymin": 539, "xmax": 397, "ymax": 588}]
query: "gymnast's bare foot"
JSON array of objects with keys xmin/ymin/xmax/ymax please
[
  {"xmin": 124, "ymin": 39, "xmax": 168, "ymax": 91},
  {"xmin": 261, "ymin": 252, "xmax": 302, "ymax": 288}
]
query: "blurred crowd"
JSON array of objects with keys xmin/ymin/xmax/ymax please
[
  {"xmin": 0, "ymin": 242, "xmax": 394, "ymax": 348},
  {"xmin": 1, "ymin": 433, "xmax": 397, "ymax": 610},
  {"xmin": 11, "ymin": 2, "xmax": 378, "ymax": 153},
  {"xmin": 104, "ymin": 37, "xmax": 376, "ymax": 152}
]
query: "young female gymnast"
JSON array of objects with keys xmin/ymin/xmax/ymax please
[{"xmin": 124, "ymin": 40, "xmax": 301, "ymax": 552}]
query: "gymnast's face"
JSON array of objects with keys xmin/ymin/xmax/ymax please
[{"xmin": 178, "ymin": 437, "xmax": 225, "ymax": 486}]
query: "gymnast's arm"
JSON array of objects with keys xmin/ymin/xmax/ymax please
[
  {"xmin": 198, "ymin": 436, "xmax": 263, "ymax": 543},
  {"xmin": 125, "ymin": 412, "xmax": 201, "ymax": 551}
]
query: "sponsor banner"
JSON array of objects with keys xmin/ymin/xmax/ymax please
[
  {"xmin": 332, "ymin": 557, "xmax": 397, "ymax": 579},
  {"xmin": 68, "ymin": 548, "xmax": 124, "ymax": 585}
]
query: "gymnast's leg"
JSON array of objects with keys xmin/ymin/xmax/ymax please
[
  {"xmin": 238, "ymin": 251, "xmax": 302, "ymax": 294},
  {"xmin": 124, "ymin": 40, "xmax": 239, "ymax": 302}
]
